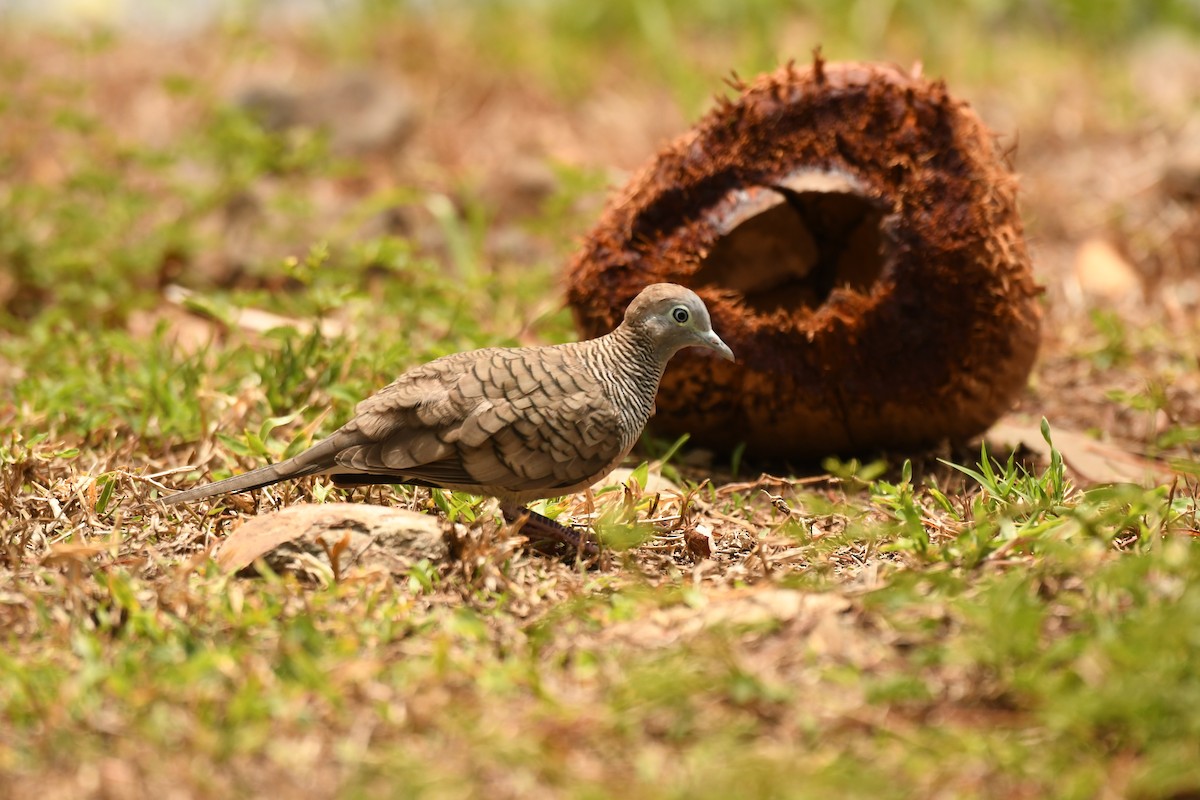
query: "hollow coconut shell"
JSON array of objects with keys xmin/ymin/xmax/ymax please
[{"xmin": 566, "ymin": 59, "xmax": 1042, "ymax": 458}]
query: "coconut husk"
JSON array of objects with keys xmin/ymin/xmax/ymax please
[{"xmin": 567, "ymin": 58, "xmax": 1042, "ymax": 457}]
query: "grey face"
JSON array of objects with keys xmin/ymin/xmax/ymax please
[{"xmin": 630, "ymin": 285, "xmax": 735, "ymax": 362}]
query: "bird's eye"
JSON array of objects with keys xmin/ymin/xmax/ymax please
[{"xmin": 671, "ymin": 306, "xmax": 690, "ymax": 324}]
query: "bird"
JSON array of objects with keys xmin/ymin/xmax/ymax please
[{"xmin": 161, "ymin": 283, "xmax": 735, "ymax": 551}]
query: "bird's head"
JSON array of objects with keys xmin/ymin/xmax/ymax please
[{"xmin": 622, "ymin": 283, "xmax": 735, "ymax": 363}]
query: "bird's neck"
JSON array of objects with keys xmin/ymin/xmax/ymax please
[
  {"xmin": 605, "ymin": 323, "xmax": 673, "ymax": 378},
  {"xmin": 586, "ymin": 324, "xmax": 668, "ymax": 432}
]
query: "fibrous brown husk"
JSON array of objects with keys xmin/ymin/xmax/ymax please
[{"xmin": 567, "ymin": 59, "xmax": 1042, "ymax": 457}]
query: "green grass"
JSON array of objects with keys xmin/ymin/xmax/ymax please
[
  {"xmin": 4, "ymin": 469, "xmax": 1198, "ymax": 796},
  {"xmin": 3, "ymin": 1, "xmax": 1200, "ymax": 797}
]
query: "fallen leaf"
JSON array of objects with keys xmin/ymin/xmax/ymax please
[{"xmin": 987, "ymin": 416, "xmax": 1177, "ymax": 487}]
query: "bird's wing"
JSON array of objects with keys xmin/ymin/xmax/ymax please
[{"xmin": 333, "ymin": 346, "xmax": 628, "ymax": 497}]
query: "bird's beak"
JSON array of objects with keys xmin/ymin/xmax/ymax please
[{"xmin": 702, "ymin": 330, "xmax": 735, "ymax": 362}]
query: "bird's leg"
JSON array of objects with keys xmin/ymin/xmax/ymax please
[{"xmin": 500, "ymin": 503, "xmax": 598, "ymax": 557}]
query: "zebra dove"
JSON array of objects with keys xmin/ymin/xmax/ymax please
[{"xmin": 162, "ymin": 283, "xmax": 734, "ymax": 549}]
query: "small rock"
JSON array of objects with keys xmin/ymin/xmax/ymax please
[
  {"xmin": 482, "ymin": 156, "xmax": 560, "ymax": 218},
  {"xmin": 1073, "ymin": 238, "xmax": 1141, "ymax": 303},
  {"xmin": 216, "ymin": 503, "xmax": 446, "ymax": 579},
  {"xmin": 234, "ymin": 85, "xmax": 303, "ymax": 132},
  {"xmin": 233, "ymin": 71, "xmax": 418, "ymax": 156},
  {"xmin": 308, "ymin": 71, "xmax": 418, "ymax": 155}
]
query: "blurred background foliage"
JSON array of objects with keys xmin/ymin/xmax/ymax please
[{"xmin": 0, "ymin": 0, "xmax": 1197, "ymax": 442}]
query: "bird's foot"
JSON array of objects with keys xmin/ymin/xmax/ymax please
[{"xmin": 501, "ymin": 504, "xmax": 601, "ymax": 563}]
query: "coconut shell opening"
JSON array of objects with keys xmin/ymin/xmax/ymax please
[
  {"xmin": 694, "ymin": 170, "xmax": 889, "ymax": 313},
  {"xmin": 566, "ymin": 59, "xmax": 1043, "ymax": 458}
]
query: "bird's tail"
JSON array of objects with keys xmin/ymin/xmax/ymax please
[{"xmin": 159, "ymin": 433, "xmax": 350, "ymax": 506}]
